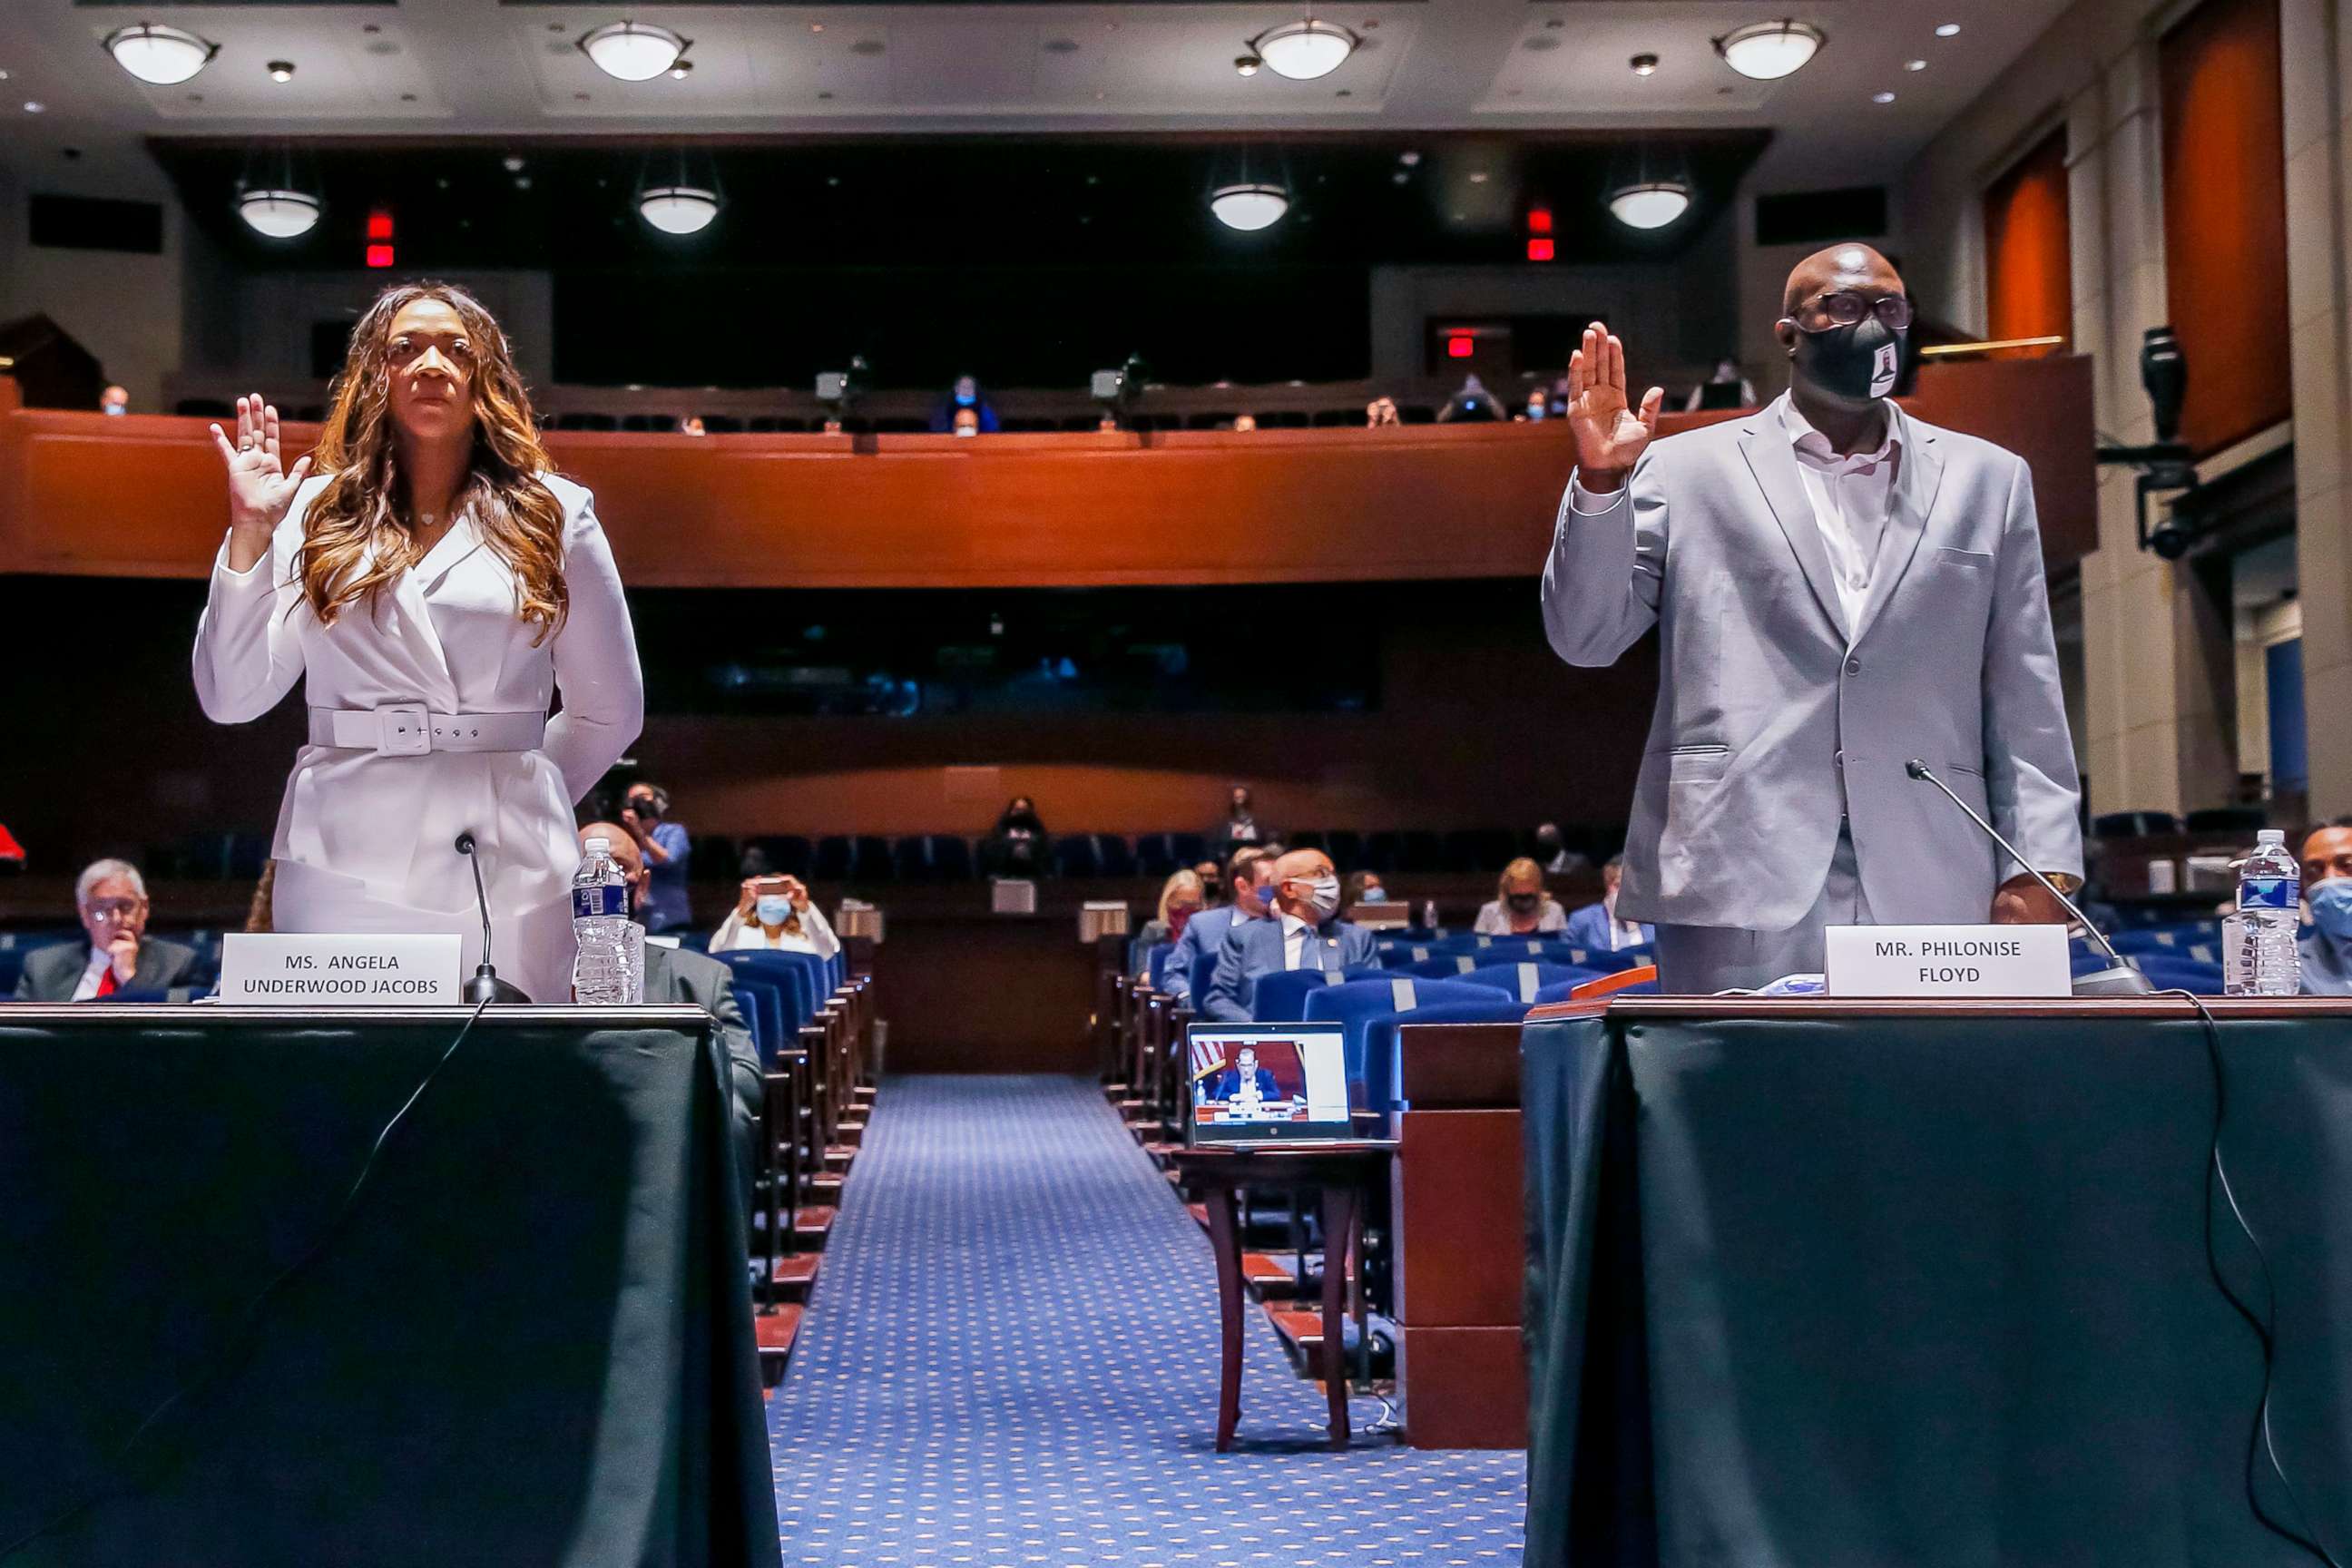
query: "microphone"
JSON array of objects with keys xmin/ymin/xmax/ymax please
[
  {"xmin": 455, "ymin": 831, "xmax": 531, "ymax": 1004},
  {"xmin": 1904, "ymin": 760, "xmax": 2152, "ymax": 995}
]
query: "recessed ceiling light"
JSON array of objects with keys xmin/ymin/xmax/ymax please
[
  {"xmin": 1209, "ymin": 181, "xmax": 1289, "ymax": 231},
  {"xmin": 22, "ymin": 101, "xmax": 44, "ymax": 113},
  {"xmin": 1872, "ymin": 90, "xmax": 1896, "ymax": 103},
  {"xmin": 1906, "ymin": 58, "xmax": 1926, "ymax": 71},
  {"xmin": 1936, "ymin": 22, "xmax": 1962, "ymax": 36},
  {"xmin": 1631, "ymin": 53, "xmax": 1660, "ymax": 76},
  {"xmin": 1, "ymin": 69, "xmax": 15, "ymax": 82},
  {"xmin": 1711, "ymin": 19, "xmax": 1826, "ymax": 81},
  {"xmin": 1246, "ymin": 17, "xmax": 1360, "ymax": 81},
  {"xmin": 1399, "ymin": 150, "xmax": 1420, "ymax": 167},
  {"xmin": 669, "ymin": 59, "xmax": 694, "ymax": 79},
  {"xmin": 103, "ymin": 24, "xmax": 218, "ymax": 86},
  {"xmin": 810, "ymin": 22, "xmax": 825, "ymax": 32},
  {"xmin": 1235, "ymin": 54, "xmax": 1261, "ymax": 76},
  {"xmin": 578, "ymin": 21, "xmax": 691, "ymax": 83},
  {"xmin": 504, "ymin": 154, "xmax": 526, "ymax": 172},
  {"xmin": 1392, "ymin": 171, "xmax": 1408, "ymax": 185},
  {"xmin": 1469, "ymin": 171, "xmax": 1489, "ymax": 183},
  {"xmin": 267, "ymin": 60, "xmax": 295, "ymax": 83}
]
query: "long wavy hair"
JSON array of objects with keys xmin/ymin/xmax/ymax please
[{"xmin": 298, "ymin": 280, "xmax": 566, "ymax": 642}]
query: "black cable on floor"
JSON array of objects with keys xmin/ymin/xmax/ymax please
[
  {"xmin": 0, "ymin": 997, "xmax": 494, "ymax": 1562},
  {"xmin": 2169, "ymin": 988, "xmax": 2345, "ymax": 1568}
]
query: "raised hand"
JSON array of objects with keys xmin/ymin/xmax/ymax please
[
  {"xmin": 209, "ymin": 393, "xmax": 314, "ymax": 567},
  {"xmin": 1563, "ymin": 322, "xmax": 1664, "ymax": 495}
]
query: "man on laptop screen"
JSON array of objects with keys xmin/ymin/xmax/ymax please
[{"xmin": 1187, "ymin": 1025, "xmax": 1351, "ymax": 1142}]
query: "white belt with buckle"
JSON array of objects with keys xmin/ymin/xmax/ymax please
[{"xmin": 309, "ymin": 705, "xmax": 547, "ymax": 757}]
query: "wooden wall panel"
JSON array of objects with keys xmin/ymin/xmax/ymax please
[
  {"xmin": 1983, "ymin": 127, "xmax": 2073, "ymax": 356},
  {"xmin": 2160, "ymin": 0, "xmax": 2290, "ymax": 457},
  {"xmin": 0, "ymin": 358, "xmax": 2100, "ymax": 584}
]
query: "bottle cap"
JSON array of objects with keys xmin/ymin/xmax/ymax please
[
  {"xmin": 2257, "ymin": 828, "xmax": 2285, "ymax": 844},
  {"xmin": 585, "ymin": 836, "xmax": 611, "ymax": 854}
]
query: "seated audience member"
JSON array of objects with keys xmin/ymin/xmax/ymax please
[
  {"xmin": 1344, "ymin": 870, "xmax": 1387, "ymax": 907},
  {"xmin": 1683, "ymin": 357, "xmax": 1759, "ymax": 412},
  {"xmin": 2300, "ymin": 821, "xmax": 2352, "ymax": 994},
  {"xmin": 1437, "ymin": 374, "xmax": 1501, "ymax": 423},
  {"xmin": 1210, "ymin": 784, "xmax": 1269, "ymax": 856},
  {"xmin": 1097, "ymin": 414, "xmax": 1121, "ymax": 434},
  {"xmin": 622, "ymin": 780, "xmax": 693, "ymax": 934},
  {"xmin": 712, "ymin": 874, "xmax": 842, "ymax": 960},
  {"xmin": 680, "ymin": 416, "xmax": 708, "ymax": 437},
  {"xmin": 14, "ymin": 858, "xmax": 199, "ymax": 1001},
  {"xmin": 1475, "ymin": 857, "xmax": 1569, "ymax": 936},
  {"xmin": 1164, "ymin": 847, "xmax": 1274, "ymax": 1004},
  {"xmin": 584, "ymin": 824, "xmax": 760, "ymax": 1210},
  {"xmin": 1365, "ymin": 397, "xmax": 1400, "ymax": 428},
  {"xmin": 100, "ymin": 384, "xmax": 129, "ymax": 416},
  {"xmin": 821, "ymin": 416, "xmax": 846, "ymax": 437},
  {"xmin": 1194, "ymin": 860, "xmax": 1226, "ymax": 906},
  {"xmin": 980, "ymin": 796, "xmax": 1051, "ymax": 877},
  {"xmin": 1562, "ymin": 856, "xmax": 1656, "ymax": 952},
  {"xmin": 1533, "ymin": 821, "xmax": 1589, "ymax": 876},
  {"xmin": 1516, "ymin": 386, "xmax": 1551, "ymax": 422},
  {"xmin": 1133, "ymin": 869, "xmax": 1206, "ymax": 975},
  {"xmin": 951, "ymin": 407, "xmax": 981, "ymax": 438},
  {"xmin": 928, "ymin": 374, "xmax": 1001, "ymax": 435},
  {"xmin": 1201, "ymin": 848, "xmax": 1377, "ymax": 1022},
  {"xmin": 1230, "ymin": 413, "xmax": 1258, "ymax": 433}
]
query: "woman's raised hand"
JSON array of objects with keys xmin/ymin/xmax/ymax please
[{"xmin": 210, "ymin": 394, "xmax": 314, "ymax": 555}]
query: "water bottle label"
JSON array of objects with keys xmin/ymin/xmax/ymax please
[
  {"xmin": 2239, "ymin": 877, "xmax": 2295, "ymax": 911},
  {"xmin": 573, "ymin": 884, "xmax": 628, "ymax": 920}
]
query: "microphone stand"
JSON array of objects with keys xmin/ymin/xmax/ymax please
[
  {"xmin": 1904, "ymin": 760, "xmax": 2154, "ymax": 996},
  {"xmin": 455, "ymin": 832, "xmax": 532, "ymax": 1004}
]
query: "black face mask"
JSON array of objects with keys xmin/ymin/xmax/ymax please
[
  {"xmin": 1507, "ymin": 892, "xmax": 1541, "ymax": 914},
  {"xmin": 1200, "ymin": 878, "xmax": 1224, "ymax": 902},
  {"xmin": 1791, "ymin": 317, "xmax": 1905, "ymax": 404}
]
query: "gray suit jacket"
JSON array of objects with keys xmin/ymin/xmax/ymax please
[
  {"xmin": 1541, "ymin": 395, "xmax": 2082, "ymax": 930},
  {"xmin": 642, "ymin": 942, "xmax": 760, "ymax": 1211},
  {"xmin": 14, "ymin": 937, "xmax": 200, "ymax": 1002},
  {"xmin": 1200, "ymin": 916, "xmax": 1377, "ymax": 1023}
]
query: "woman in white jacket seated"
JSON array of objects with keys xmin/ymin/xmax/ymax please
[{"xmin": 711, "ymin": 874, "xmax": 840, "ymax": 959}]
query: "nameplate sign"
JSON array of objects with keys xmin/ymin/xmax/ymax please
[
  {"xmin": 219, "ymin": 934, "xmax": 462, "ymax": 1005},
  {"xmin": 1825, "ymin": 924, "xmax": 2071, "ymax": 998}
]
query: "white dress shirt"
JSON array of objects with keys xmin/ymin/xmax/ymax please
[
  {"xmin": 1279, "ymin": 910, "xmax": 1311, "ymax": 970},
  {"xmin": 70, "ymin": 946, "xmax": 113, "ymax": 1002},
  {"xmin": 1782, "ymin": 398, "xmax": 1901, "ymax": 635}
]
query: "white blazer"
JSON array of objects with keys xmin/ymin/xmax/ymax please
[{"xmin": 193, "ymin": 473, "xmax": 644, "ymax": 1004}]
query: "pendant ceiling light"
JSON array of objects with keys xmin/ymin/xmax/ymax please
[
  {"xmin": 579, "ymin": 21, "xmax": 691, "ymax": 83},
  {"xmin": 239, "ymin": 189, "xmax": 322, "ymax": 239},
  {"xmin": 1711, "ymin": 19, "xmax": 1826, "ymax": 81},
  {"xmin": 1245, "ymin": 17, "xmax": 1359, "ymax": 82},
  {"xmin": 1607, "ymin": 181, "xmax": 1690, "ymax": 230},
  {"xmin": 1209, "ymin": 182, "xmax": 1289, "ymax": 231},
  {"xmin": 639, "ymin": 185, "xmax": 721, "ymax": 234},
  {"xmin": 103, "ymin": 23, "xmax": 219, "ymax": 86}
]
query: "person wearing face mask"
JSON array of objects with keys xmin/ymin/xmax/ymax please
[
  {"xmin": 1343, "ymin": 870, "xmax": 1387, "ymax": 910},
  {"xmin": 1560, "ymin": 856, "xmax": 1654, "ymax": 952},
  {"xmin": 2297, "ymin": 822, "xmax": 2352, "ymax": 995},
  {"xmin": 711, "ymin": 872, "xmax": 841, "ymax": 959},
  {"xmin": 1163, "ymin": 847, "xmax": 1273, "ymax": 1005},
  {"xmin": 1541, "ymin": 243, "xmax": 2081, "ymax": 994},
  {"xmin": 1133, "ymin": 868, "xmax": 1206, "ymax": 977},
  {"xmin": 99, "ymin": 384, "xmax": 130, "ymax": 416},
  {"xmin": 980, "ymin": 796, "xmax": 1051, "ymax": 877},
  {"xmin": 1211, "ymin": 785, "xmax": 1269, "ymax": 856},
  {"xmin": 1200, "ymin": 848, "xmax": 1377, "ymax": 1022},
  {"xmin": 1683, "ymin": 358, "xmax": 1758, "ymax": 413},
  {"xmin": 1193, "ymin": 860, "xmax": 1226, "ymax": 906},
  {"xmin": 583, "ymin": 824, "xmax": 760, "ymax": 1217},
  {"xmin": 1532, "ymin": 822, "xmax": 1589, "ymax": 877},
  {"xmin": 621, "ymin": 779, "xmax": 691, "ymax": 934},
  {"xmin": 1475, "ymin": 857, "xmax": 1570, "ymax": 936},
  {"xmin": 928, "ymin": 374, "xmax": 1001, "ymax": 435}
]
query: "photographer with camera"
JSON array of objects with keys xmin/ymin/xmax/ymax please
[{"xmin": 621, "ymin": 780, "xmax": 693, "ymax": 935}]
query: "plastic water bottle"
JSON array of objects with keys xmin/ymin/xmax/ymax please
[
  {"xmin": 572, "ymin": 835, "xmax": 641, "ymax": 1004},
  {"xmin": 2229, "ymin": 828, "xmax": 2300, "ymax": 996}
]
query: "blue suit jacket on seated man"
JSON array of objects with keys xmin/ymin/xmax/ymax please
[
  {"xmin": 1207, "ymin": 1064, "xmax": 1286, "ymax": 1102},
  {"xmin": 1561, "ymin": 899, "xmax": 1655, "ymax": 955},
  {"xmin": 1538, "ymin": 245, "xmax": 2082, "ymax": 993},
  {"xmin": 1200, "ymin": 850, "xmax": 1379, "ymax": 1021}
]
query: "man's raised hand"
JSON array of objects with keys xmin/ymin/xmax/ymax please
[{"xmin": 1563, "ymin": 322, "xmax": 1663, "ymax": 495}]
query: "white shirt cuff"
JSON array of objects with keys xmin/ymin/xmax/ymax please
[{"xmin": 1567, "ymin": 476, "xmax": 1629, "ymax": 516}]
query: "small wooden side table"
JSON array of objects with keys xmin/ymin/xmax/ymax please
[{"xmin": 1168, "ymin": 1142, "xmax": 1394, "ymax": 1451}]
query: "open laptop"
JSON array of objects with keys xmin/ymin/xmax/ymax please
[{"xmin": 1183, "ymin": 1022, "xmax": 1352, "ymax": 1145}]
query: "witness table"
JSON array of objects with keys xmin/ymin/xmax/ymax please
[
  {"xmin": 1521, "ymin": 996, "xmax": 2352, "ymax": 1568},
  {"xmin": 0, "ymin": 1005, "xmax": 780, "ymax": 1568}
]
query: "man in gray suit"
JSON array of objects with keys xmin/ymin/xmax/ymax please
[
  {"xmin": 14, "ymin": 858, "xmax": 200, "ymax": 1002},
  {"xmin": 1161, "ymin": 846, "xmax": 1274, "ymax": 1004},
  {"xmin": 586, "ymin": 824, "xmax": 761, "ymax": 1219},
  {"xmin": 1200, "ymin": 848, "xmax": 1378, "ymax": 1022},
  {"xmin": 1542, "ymin": 243, "xmax": 2082, "ymax": 993}
]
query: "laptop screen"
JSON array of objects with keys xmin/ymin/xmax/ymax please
[{"xmin": 1185, "ymin": 1024, "xmax": 1352, "ymax": 1143}]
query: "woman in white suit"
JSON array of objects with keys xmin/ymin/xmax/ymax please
[{"xmin": 193, "ymin": 281, "xmax": 643, "ymax": 1003}]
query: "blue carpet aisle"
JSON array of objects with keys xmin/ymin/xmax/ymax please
[{"xmin": 768, "ymin": 1074, "xmax": 1525, "ymax": 1567}]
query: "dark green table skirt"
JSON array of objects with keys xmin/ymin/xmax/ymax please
[
  {"xmin": 1523, "ymin": 999, "xmax": 2352, "ymax": 1568},
  {"xmin": 0, "ymin": 1005, "xmax": 780, "ymax": 1568}
]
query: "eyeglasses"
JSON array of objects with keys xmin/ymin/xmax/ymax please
[
  {"xmin": 84, "ymin": 898, "xmax": 142, "ymax": 920},
  {"xmin": 1797, "ymin": 291, "xmax": 1915, "ymax": 330}
]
